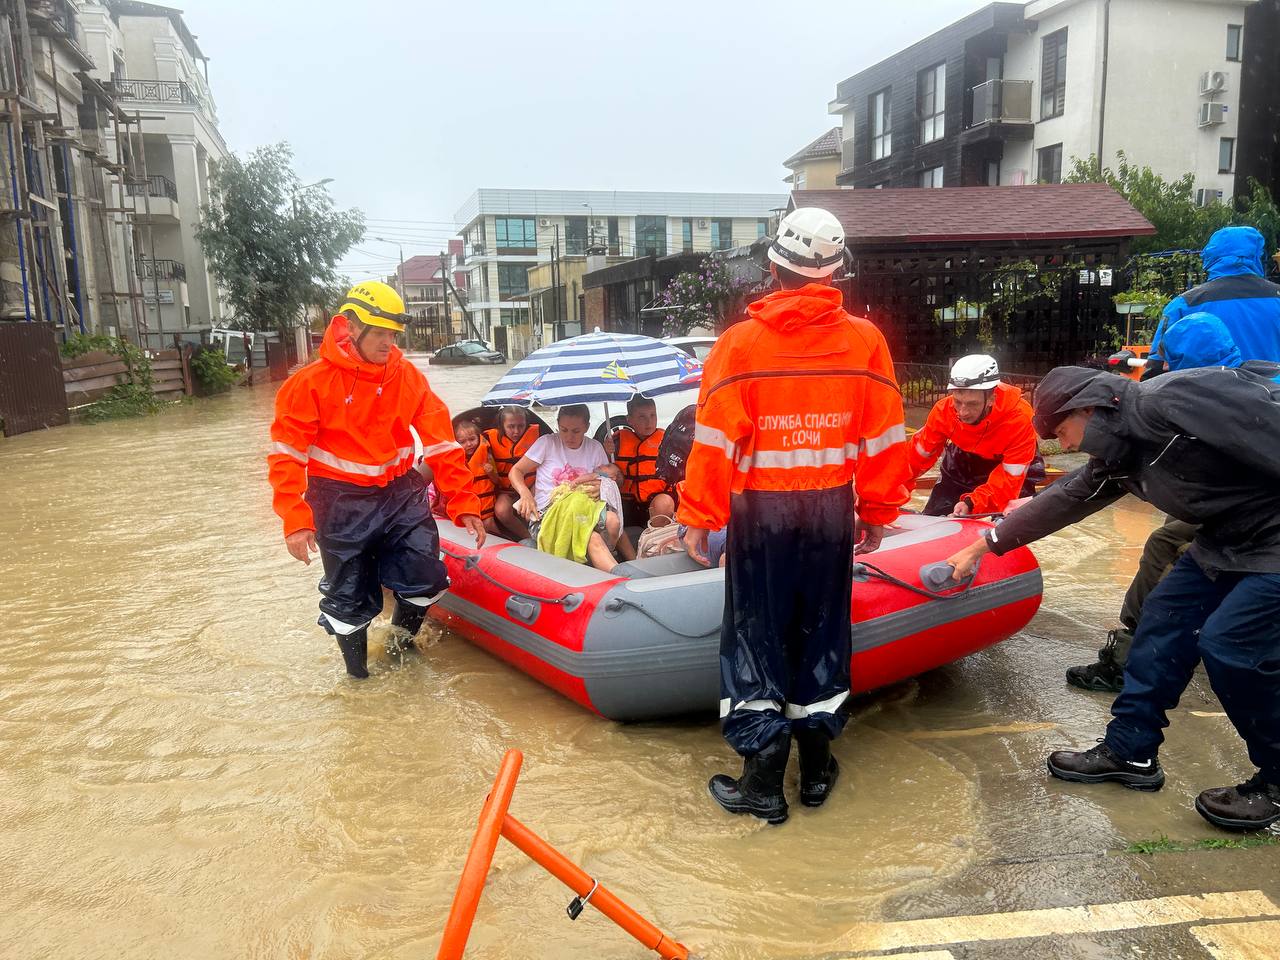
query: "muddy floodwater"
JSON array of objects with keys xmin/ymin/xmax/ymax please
[{"xmin": 4, "ymin": 363, "xmax": 1250, "ymax": 959}]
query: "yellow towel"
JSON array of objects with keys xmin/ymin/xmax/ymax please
[{"xmin": 536, "ymin": 488, "xmax": 606, "ymax": 564}]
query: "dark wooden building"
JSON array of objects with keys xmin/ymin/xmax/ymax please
[
  {"xmin": 792, "ymin": 184, "xmax": 1155, "ymax": 372},
  {"xmin": 581, "ymin": 253, "xmax": 704, "ymax": 337}
]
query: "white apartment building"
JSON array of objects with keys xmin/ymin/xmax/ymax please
[
  {"xmin": 80, "ymin": 0, "xmax": 229, "ymax": 344},
  {"xmin": 830, "ymin": 0, "xmax": 1260, "ymax": 205},
  {"xmin": 454, "ymin": 189, "xmax": 787, "ymax": 341}
]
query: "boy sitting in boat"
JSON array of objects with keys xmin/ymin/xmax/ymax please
[
  {"xmin": 613, "ymin": 396, "xmax": 677, "ymax": 527},
  {"xmin": 509, "ymin": 405, "xmax": 634, "ymax": 571}
]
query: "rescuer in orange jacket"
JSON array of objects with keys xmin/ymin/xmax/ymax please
[
  {"xmin": 907, "ymin": 354, "xmax": 1045, "ymax": 517},
  {"xmin": 613, "ymin": 395, "xmax": 676, "ymax": 526},
  {"xmin": 268, "ymin": 280, "xmax": 484, "ymax": 679},
  {"xmin": 678, "ymin": 207, "xmax": 910, "ymax": 825}
]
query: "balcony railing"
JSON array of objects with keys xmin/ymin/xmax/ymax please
[
  {"xmin": 136, "ymin": 258, "xmax": 186, "ymax": 282},
  {"xmin": 113, "ymin": 78, "xmax": 203, "ymax": 108},
  {"xmin": 970, "ymin": 79, "xmax": 1033, "ymax": 126},
  {"xmin": 126, "ymin": 175, "xmax": 179, "ymax": 202}
]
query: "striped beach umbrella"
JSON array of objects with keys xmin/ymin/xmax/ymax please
[{"xmin": 481, "ymin": 329, "xmax": 703, "ymax": 407}]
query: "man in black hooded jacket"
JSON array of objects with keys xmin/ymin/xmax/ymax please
[{"xmin": 944, "ymin": 362, "xmax": 1280, "ymax": 831}]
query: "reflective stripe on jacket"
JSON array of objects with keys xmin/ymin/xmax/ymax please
[
  {"xmin": 676, "ymin": 283, "xmax": 910, "ymax": 531},
  {"xmin": 614, "ymin": 427, "xmax": 668, "ymax": 504},
  {"xmin": 268, "ymin": 314, "xmax": 480, "ymax": 536},
  {"xmin": 907, "ymin": 382, "xmax": 1040, "ymax": 513},
  {"xmin": 483, "ymin": 425, "xmax": 538, "ymax": 491}
]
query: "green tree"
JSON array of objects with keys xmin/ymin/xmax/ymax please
[{"xmin": 197, "ymin": 143, "xmax": 364, "ymax": 334}]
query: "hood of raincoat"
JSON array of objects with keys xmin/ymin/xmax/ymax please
[
  {"xmin": 746, "ymin": 283, "xmax": 846, "ymax": 333},
  {"xmin": 1161, "ymin": 311, "xmax": 1244, "ymax": 370},
  {"xmin": 318, "ymin": 313, "xmax": 406, "ymax": 380},
  {"xmin": 1201, "ymin": 225, "xmax": 1266, "ymax": 280}
]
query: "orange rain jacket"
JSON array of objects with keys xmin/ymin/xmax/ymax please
[
  {"xmin": 677, "ymin": 283, "xmax": 910, "ymax": 531},
  {"xmin": 268, "ymin": 315, "xmax": 481, "ymax": 536},
  {"xmin": 907, "ymin": 382, "xmax": 1039, "ymax": 513}
]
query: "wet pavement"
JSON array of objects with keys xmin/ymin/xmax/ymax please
[{"xmin": 1, "ymin": 360, "xmax": 1276, "ymax": 959}]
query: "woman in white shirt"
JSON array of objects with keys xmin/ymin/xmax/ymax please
[{"xmin": 509, "ymin": 405, "xmax": 629, "ymax": 570}]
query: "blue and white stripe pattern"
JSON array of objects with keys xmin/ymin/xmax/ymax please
[{"xmin": 482, "ymin": 330, "xmax": 703, "ymax": 407}]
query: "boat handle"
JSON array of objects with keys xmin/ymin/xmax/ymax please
[{"xmin": 505, "ymin": 597, "xmax": 539, "ymax": 623}]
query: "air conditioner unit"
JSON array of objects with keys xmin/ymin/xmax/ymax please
[
  {"xmin": 1198, "ymin": 101, "xmax": 1228, "ymax": 126},
  {"xmin": 593, "ymin": 219, "xmax": 604, "ymax": 227},
  {"xmin": 1199, "ymin": 70, "xmax": 1228, "ymax": 96},
  {"xmin": 538, "ymin": 218, "xmax": 551, "ymax": 227},
  {"xmin": 697, "ymin": 219, "xmax": 708, "ymax": 229},
  {"xmin": 470, "ymin": 244, "xmax": 484, "ymax": 255},
  {"xmin": 1195, "ymin": 187, "xmax": 1224, "ymax": 207}
]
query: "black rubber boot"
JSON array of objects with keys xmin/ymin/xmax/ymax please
[
  {"xmin": 708, "ymin": 735, "xmax": 790, "ymax": 825},
  {"xmin": 335, "ymin": 627, "xmax": 369, "ymax": 679},
  {"xmin": 796, "ymin": 730, "xmax": 840, "ymax": 808},
  {"xmin": 1047, "ymin": 740, "xmax": 1164, "ymax": 791},
  {"xmin": 389, "ymin": 599, "xmax": 429, "ymax": 653},
  {"xmin": 1066, "ymin": 631, "xmax": 1125, "ymax": 693},
  {"xmin": 1195, "ymin": 773, "xmax": 1280, "ymax": 831}
]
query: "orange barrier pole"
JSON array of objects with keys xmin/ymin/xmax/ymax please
[
  {"xmin": 437, "ymin": 749, "xmax": 524, "ymax": 960},
  {"xmin": 501, "ymin": 813, "xmax": 690, "ymax": 960}
]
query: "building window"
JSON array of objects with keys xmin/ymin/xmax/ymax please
[
  {"xmin": 607, "ymin": 217, "xmax": 620, "ymax": 255},
  {"xmin": 1037, "ymin": 143, "xmax": 1063, "ymax": 184},
  {"xmin": 918, "ymin": 63, "xmax": 946, "ymax": 144},
  {"xmin": 635, "ymin": 215, "xmax": 666, "ymax": 256},
  {"xmin": 794, "ymin": 170, "xmax": 807, "ymax": 190},
  {"xmin": 499, "ymin": 308, "xmax": 526, "ymax": 326},
  {"xmin": 563, "ymin": 216, "xmax": 588, "ymax": 255},
  {"xmin": 919, "ymin": 166, "xmax": 944, "ymax": 188},
  {"xmin": 757, "ymin": 219, "xmax": 769, "ymax": 239},
  {"xmin": 1226, "ymin": 24, "xmax": 1243, "ymax": 61},
  {"xmin": 984, "ymin": 159, "xmax": 1000, "ymax": 186},
  {"xmin": 497, "ymin": 263, "xmax": 529, "ymax": 298},
  {"xmin": 1040, "ymin": 29, "xmax": 1067, "ymax": 119},
  {"xmin": 495, "ymin": 217, "xmax": 536, "ymax": 250},
  {"xmin": 711, "ymin": 219, "xmax": 733, "ymax": 250},
  {"xmin": 872, "ymin": 182, "xmax": 889, "ymax": 189},
  {"xmin": 681, "ymin": 218, "xmax": 694, "ymax": 252},
  {"xmin": 870, "ymin": 88, "xmax": 892, "ymax": 160},
  {"xmin": 1219, "ymin": 136, "xmax": 1235, "ymax": 173}
]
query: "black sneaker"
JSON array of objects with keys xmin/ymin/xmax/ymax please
[
  {"xmin": 1065, "ymin": 659, "xmax": 1124, "ymax": 693},
  {"xmin": 1195, "ymin": 773, "xmax": 1280, "ymax": 831},
  {"xmin": 1047, "ymin": 740, "xmax": 1164, "ymax": 791}
]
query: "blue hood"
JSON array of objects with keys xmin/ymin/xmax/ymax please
[
  {"xmin": 1162, "ymin": 311, "xmax": 1243, "ymax": 370},
  {"xmin": 1202, "ymin": 225, "xmax": 1266, "ymax": 279}
]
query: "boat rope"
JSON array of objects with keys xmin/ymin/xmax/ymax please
[
  {"xmin": 601, "ymin": 596, "xmax": 720, "ymax": 639},
  {"xmin": 439, "ymin": 544, "xmax": 577, "ymax": 606},
  {"xmin": 855, "ymin": 559, "xmax": 982, "ymax": 600}
]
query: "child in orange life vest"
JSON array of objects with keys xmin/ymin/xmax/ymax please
[
  {"xmin": 453, "ymin": 419, "xmax": 502, "ymax": 537},
  {"xmin": 612, "ymin": 396, "xmax": 676, "ymax": 528},
  {"xmin": 484, "ymin": 406, "xmax": 538, "ymax": 540}
]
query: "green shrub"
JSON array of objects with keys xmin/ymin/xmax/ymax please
[{"xmin": 191, "ymin": 346, "xmax": 239, "ymax": 393}]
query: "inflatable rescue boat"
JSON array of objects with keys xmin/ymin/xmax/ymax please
[{"xmin": 429, "ymin": 514, "xmax": 1041, "ymax": 721}]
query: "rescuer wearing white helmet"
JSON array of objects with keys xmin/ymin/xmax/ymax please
[
  {"xmin": 904, "ymin": 353, "xmax": 1045, "ymax": 517},
  {"xmin": 678, "ymin": 206, "xmax": 910, "ymax": 824}
]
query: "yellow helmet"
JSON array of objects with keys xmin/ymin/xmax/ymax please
[{"xmin": 339, "ymin": 280, "xmax": 408, "ymax": 332}]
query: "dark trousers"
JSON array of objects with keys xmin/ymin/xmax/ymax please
[
  {"xmin": 1108, "ymin": 516, "xmax": 1198, "ymax": 664},
  {"xmin": 305, "ymin": 471, "xmax": 449, "ymax": 631},
  {"xmin": 720, "ymin": 485, "xmax": 855, "ymax": 756},
  {"xmin": 1105, "ymin": 553, "xmax": 1280, "ymax": 783},
  {"xmin": 922, "ymin": 445, "xmax": 1044, "ymax": 516}
]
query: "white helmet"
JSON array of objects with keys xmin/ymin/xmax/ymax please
[
  {"xmin": 949, "ymin": 354, "xmax": 1001, "ymax": 390},
  {"xmin": 768, "ymin": 207, "xmax": 845, "ymax": 278}
]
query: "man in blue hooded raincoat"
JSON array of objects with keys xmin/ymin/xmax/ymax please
[{"xmin": 1144, "ymin": 225, "xmax": 1280, "ymax": 378}]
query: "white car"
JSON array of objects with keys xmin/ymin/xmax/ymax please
[{"xmin": 531, "ymin": 334, "xmax": 718, "ymax": 440}]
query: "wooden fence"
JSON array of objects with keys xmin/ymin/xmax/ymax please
[{"xmin": 61, "ymin": 347, "xmax": 191, "ymax": 408}]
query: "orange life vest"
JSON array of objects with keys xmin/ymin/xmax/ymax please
[
  {"xmin": 483, "ymin": 424, "xmax": 538, "ymax": 492},
  {"xmin": 614, "ymin": 427, "xmax": 668, "ymax": 504},
  {"xmin": 467, "ymin": 442, "xmax": 497, "ymax": 519}
]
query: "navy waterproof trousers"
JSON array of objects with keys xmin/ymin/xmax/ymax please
[
  {"xmin": 720, "ymin": 485, "xmax": 855, "ymax": 756},
  {"xmin": 305, "ymin": 471, "xmax": 449, "ymax": 632},
  {"xmin": 1105, "ymin": 553, "xmax": 1280, "ymax": 783},
  {"xmin": 922, "ymin": 445, "xmax": 1045, "ymax": 516}
]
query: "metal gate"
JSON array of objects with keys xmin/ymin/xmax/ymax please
[{"xmin": 0, "ymin": 322, "xmax": 69, "ymax": 437}]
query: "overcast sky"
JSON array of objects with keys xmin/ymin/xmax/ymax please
[{"xmin": 184, "ymin": 0, "xmax": 984, "ymax": 274}]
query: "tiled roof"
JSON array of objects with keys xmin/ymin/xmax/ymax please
[
  {"xmin": 399, "ymin": 255, "xmax": 447, "ymax": 283},
  {"xmin": 784, "ymin": 128, "xmax": 842, "ymax": 167},
  {"xmin": 791, "ymin": 183, "xmax": 1156, "ymax": 244}
]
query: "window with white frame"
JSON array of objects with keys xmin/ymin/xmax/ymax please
[
  {"xmin": 919, "ymin": 166, "xmax": 944, "ymax": 188},
  {"xmin": 918, "ymin": 63, "xmax": 946, "ymax": 144},
  {"xmin": 870, "ymin": 88, "xmax": 892, "ymax": 160}
]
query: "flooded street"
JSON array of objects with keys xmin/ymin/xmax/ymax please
[{"xmin": 2, "ymin": 364, "xmax": 1276, "ymax": 960}]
